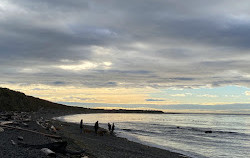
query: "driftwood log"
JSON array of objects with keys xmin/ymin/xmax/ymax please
[
  {"xmin": 0, "ymin": 124, "xmax": 61, "ymax": 139},
  {"xmin": 19, "ymin": 141, "xmax": 85, "ymax": 155}
]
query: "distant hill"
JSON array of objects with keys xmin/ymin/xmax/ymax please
[{"xmin": 0, "ymin": 87, "xmax": 164, "ymax": 114}]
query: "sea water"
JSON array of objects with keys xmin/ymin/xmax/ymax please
[{"xmin": 56, "ymin": 113, "xmax": 250, "ymax": 158}]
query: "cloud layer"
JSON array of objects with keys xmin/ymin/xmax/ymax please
[{"xmin": 1, "ymin": 0, "xmax": 250, "ymax": 89}]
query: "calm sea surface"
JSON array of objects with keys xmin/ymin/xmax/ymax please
[{"xmin": 56, "ymin": 113, "xmax": 250, "ymax": 158}]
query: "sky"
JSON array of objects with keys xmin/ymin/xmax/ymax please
[{"xmin": 1, "ymin": 0, "xmax": 250, "ymax": 113}]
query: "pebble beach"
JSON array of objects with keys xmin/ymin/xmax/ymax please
[{"xmin": 0, "ymin": 110, "xmax": 188, "ymax": 158}]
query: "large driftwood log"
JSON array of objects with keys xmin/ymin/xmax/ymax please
[
  {"xmin": 19, "ymin": 141, "xmax": 85, "ymax": 155},
  {"xmin": 0, "ymin": 124, "xmax": 61, "ymax": 139},
  {"xmin": 0, "ymin": 121, "xmax": 14, "ymax": 125}
]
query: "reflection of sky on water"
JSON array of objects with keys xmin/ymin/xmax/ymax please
[
  {"xmin": 59, "ymin": 114, "xmax": 250, "ymax": 158},
  {"xmin": 56, "ymin": 113, "xmax": 250, "ymax": 158}
]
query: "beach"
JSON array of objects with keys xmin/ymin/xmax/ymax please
[{"xmin": 0, "ymin": 110, "xmax": 187, "ymax": 158}]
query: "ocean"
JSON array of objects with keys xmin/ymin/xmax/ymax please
[{"xmin": 56, "ymin": 113, "xmax": 250, "ymax": 158}]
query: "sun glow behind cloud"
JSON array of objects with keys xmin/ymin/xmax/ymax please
[{"xmin": 56, "ymin": 61, "xmax": 112, "ymax": 71}]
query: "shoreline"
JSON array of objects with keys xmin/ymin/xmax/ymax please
[
  {"xmin": 0, "ymin": 110, "xmax": 190, "ymax": 158},
  {"xmin": 52, "ymin": 119, "xmax": 188, "ymax": 158},
  {"xmin": 50, "ymin": 111, "xmax": 189, "ymax": 158}
]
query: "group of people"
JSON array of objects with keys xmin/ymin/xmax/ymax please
[
  {"xmin": 108, "ymin": 122, "xmax": 115, "ymax": 134},
  {"xmin": 80, "ymin": 119, "xmax": 115, "ymax": 135}
]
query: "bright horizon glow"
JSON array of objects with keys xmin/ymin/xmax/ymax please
[{"xmin": 1, "ymin": 83, "xmax": 250, "ymax": 114}]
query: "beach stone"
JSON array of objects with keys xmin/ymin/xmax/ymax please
[
  {"xmin": 22, "ymin": 123, "xmax": 29, "ymax": 127},
  {"xmin": 11, "ymin": 140, "xmax": 16, "ymax": 145},
  {"xmin": 18, "ymin": 136, "xmax": 24, "ymax": 141},
  {"xmin": 41, "ymin": 148, "xmax": 56, "ymax": 157},
  {"xmin": 0, "ymin": 127, "xmax": 4, "ymax": 132},
  {"xmin": 50, "ymin": 125, "xmax": 57, "ymax": 133}
]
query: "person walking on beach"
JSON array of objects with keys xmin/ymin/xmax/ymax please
[
  {"xmin": 94, "ymin": 121, "xmax": 99, "ymax": 134},
  {"xmin": 108, "ymin": 123, "xmax": 111, "ymax": 132},
  {"xmin": 80, "ymin": 119, "xmax": 83, "ymax": 133},
  {"xmin": 111, "ymin": 123, "xmax": 115, "ymax": 134}
]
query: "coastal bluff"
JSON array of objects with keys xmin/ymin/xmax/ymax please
[{"xmin": 0, "ymin": 87, "xmax": 164, "ymax": 114}]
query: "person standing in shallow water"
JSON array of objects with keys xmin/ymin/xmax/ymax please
[
  {"xmin": 80, "ymin": 119, "xmax": 83, "ymax": 133},
  {"xmin": 94, "ymin": 121, "xmax": 99, "ymax": 134},
  {"xmin": 108, "ymin": 123, "xmax": 111, "ymax": 132}
]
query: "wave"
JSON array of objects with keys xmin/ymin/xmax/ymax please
[
  {"xmin": 121, "ymin": 124, "xmax": 250, "ymax": 138},
  {"xmin": 184, "ymin": 127, "xmax": 249, "ymax": 136},
  {"xmin": 122, "ymin": 128, "xmax": 161, "ymax": 135},
  {"xmin": 57, "ymin": 113, "xmax": 250, "ymax": 158}
]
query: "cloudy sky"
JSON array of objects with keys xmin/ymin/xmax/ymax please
[{"xmin": 1, "ymin": 0, "xmax": 250, "ymax": 113}]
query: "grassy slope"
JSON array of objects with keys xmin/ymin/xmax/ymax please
[
  {"xmin": 0, "ymin": 87, "xmax": 164, "ymax": 113},
  {"xmin": 0, "ymin": 87, "xmax": 70, "ymax": 111}
]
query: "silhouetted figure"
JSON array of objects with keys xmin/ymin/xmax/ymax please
[
  {"xmin": 80, "ymin": 119, "xmax": 83, "ymax": 133},
  {"xmin": 94, "ymin": 121, "xmax": 99, "ymax": 134},
  {"xmin": 108, "ymin": 123, "xmax": 111, "ymax": 131},
  {"xmin": 111, "ymin": 123, "xmax": 115, "ymax": 134}
]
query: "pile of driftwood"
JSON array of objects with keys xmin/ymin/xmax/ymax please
[
  {"xmin": 0, "ymin": 112, "xmax": 32, "ymax": 134},
  {"xmin": 36, "ymin": 117, "xmax": 57, "ymax": 133},
  {"xmin": 0, "ymin": 112, "xmax": 86, "ymax": 157},
  {"xmin": 0, "ymin": 111, "xmax": 31, "ymax": 126}
]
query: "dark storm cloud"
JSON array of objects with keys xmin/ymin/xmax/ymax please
[
  {"xmin": 1, "ymin": 0, "xmax": 250, "ymax": 88},
  {"xmin": 0, "ymin": 19, "xmax": 113, "ymax": 61}
]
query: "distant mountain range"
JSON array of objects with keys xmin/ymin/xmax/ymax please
[{"xmin": 0, "ymin": 87, "xmax": 164, "ymax": 114}]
